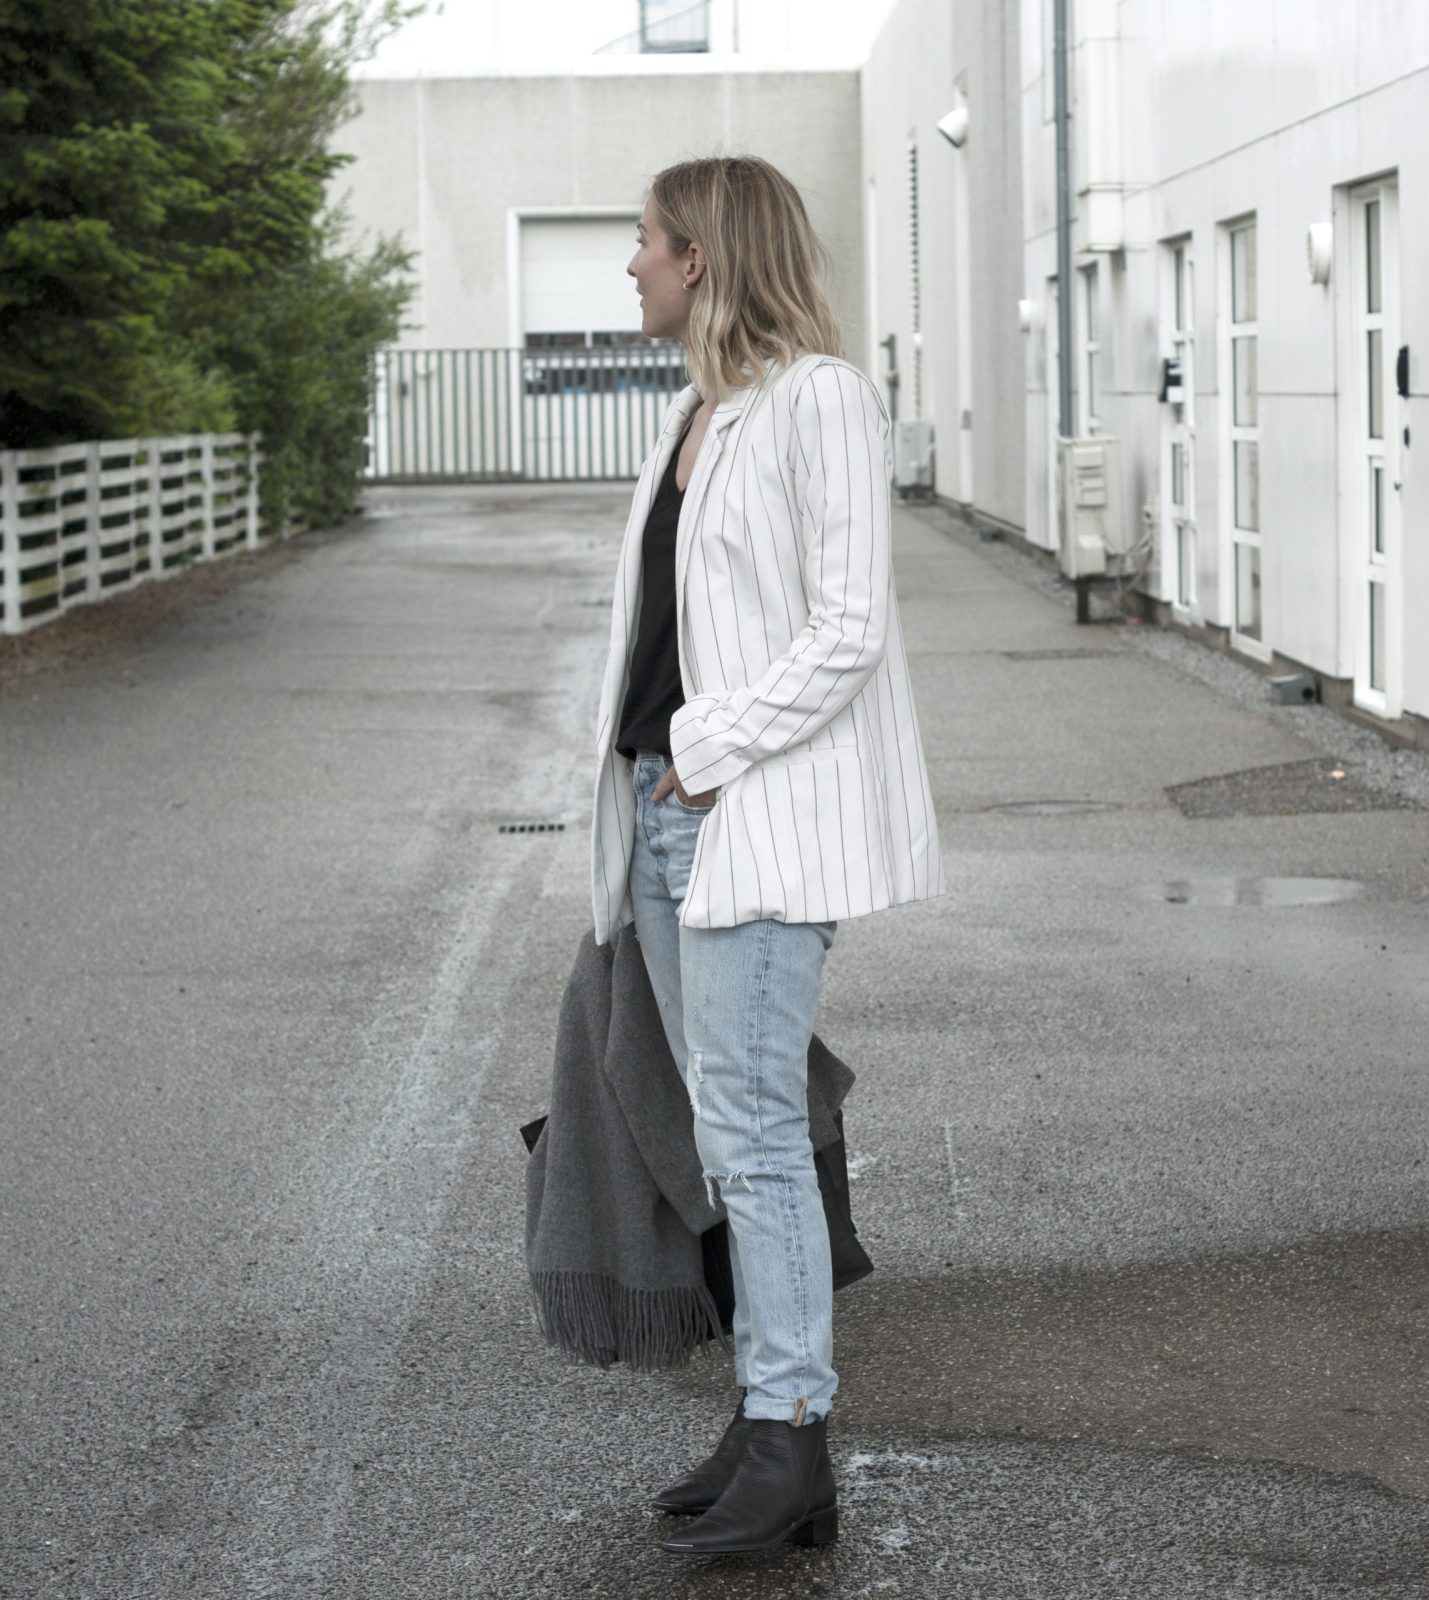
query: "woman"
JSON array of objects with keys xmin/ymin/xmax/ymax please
[{"xmin": 589, "ymin": 156, "xmax": 945, "ymax": 1555}]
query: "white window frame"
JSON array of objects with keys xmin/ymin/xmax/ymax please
[
  {"xmin": 1160, "ymin": 235, "xmax": 1198, "ymax": 616},
  {"xmin": 1220, "ymin": 214, "xmax": 1268, "ymax": 661},
  {"xmin": 1338, "ymin": 175, "xmax": 1403, "ymax": 719}
]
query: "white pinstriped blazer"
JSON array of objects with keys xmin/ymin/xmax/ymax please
[{"xmin": 590, "ymin": 352, "xmax": 945, "ymax": 942}]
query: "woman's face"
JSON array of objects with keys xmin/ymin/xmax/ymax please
[{"xmin": 628, "ymin": 197, "xmax": 696, "ymax": 342}]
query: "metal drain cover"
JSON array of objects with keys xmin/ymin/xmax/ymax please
[
  {"xmin": 1137, "ymin": 876, "xmax": 1366, "ymax": 907},
  {"xmin": 989, "ymin": 799, "xmax": 1122, "ymax": 816}
]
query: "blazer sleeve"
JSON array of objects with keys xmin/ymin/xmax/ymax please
[{"xmin": 668, "ymin": 359, "xmax": 893, "ymax": 795}]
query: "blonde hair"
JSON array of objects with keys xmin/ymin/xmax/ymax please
[{"xmin": 649, "ymin": 155, "xmax": 845, "ymax": 402}]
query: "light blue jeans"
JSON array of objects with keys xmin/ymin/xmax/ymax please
[{"xmin": 627, "ymin": 749, "xmax": 838, "ymax": 1423}]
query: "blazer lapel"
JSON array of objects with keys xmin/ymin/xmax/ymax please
[
  {"xmin": 674, "ymin": 382, "xmax": 761, "ymax": 613},
  {"xmin": 596, "ymin": 384, "xmax": 702, "ymax": 751},
  {"xmin": 602, "ymin": 359, "xmax": 777, "ymax": 725},
  {"xmin": 629, "ymin": 382, "xmax": 702, "ymax": 620},
  {"xmin": 673, "ymin": 354, "xmax": 826, "ymax": 659}
]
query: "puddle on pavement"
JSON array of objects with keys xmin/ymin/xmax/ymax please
[
  {"xmin": 1138, "ymin": 876, "xmax": 1367, "ymax": 907},
  {"xmin": 990, "ymin": 800, "xmax": 1122, "ymax": 816}
]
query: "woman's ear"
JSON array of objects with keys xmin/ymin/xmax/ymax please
[{"xmin": 684, "ymin": 240, "xmax": 707, "ymax": 290}]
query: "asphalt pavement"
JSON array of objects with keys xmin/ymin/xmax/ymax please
[{"xmin": 2, "ymin": 483, "xmax": 1426, "ymax": 1598}]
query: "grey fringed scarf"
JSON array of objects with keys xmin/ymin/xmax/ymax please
[{"xmin": 523, "ymin": 920, "xmax": 860, "ymax": 1372}]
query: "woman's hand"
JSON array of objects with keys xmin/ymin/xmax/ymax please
[{"xmin": 652, "ymin": 765, "xmax": 718, "ymax": 809}]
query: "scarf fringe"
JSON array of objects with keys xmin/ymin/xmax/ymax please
[{"xmin": 528, "ymin": 1270, "xmax": 732, "ymax": 1372}]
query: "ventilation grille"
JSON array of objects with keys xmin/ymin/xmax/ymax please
[{"xmin": 908, "ymin": 140, "xmax": 922, "ymax": 419}]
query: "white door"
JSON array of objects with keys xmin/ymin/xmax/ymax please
[
  {"xmin": 1161, "ymin": 239, "xmax": 1198, "ymax": 613},
  {"xmin": 1346, "ymin": 178, "xmax": 1404, "ymax": 716}
]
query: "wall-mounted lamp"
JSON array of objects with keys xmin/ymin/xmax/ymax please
[
  {"xmin": 1307, "ymin": 222, "xmax": 1333, "ymax": 285},
  {"xmin": 1018, "ymin": 298, "xmax": 1043, "ymax": 334},
  {"xmin": 936, "ymin": 107, "xmax": 970, "ymax": 148}
]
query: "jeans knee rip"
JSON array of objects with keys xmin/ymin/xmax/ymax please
[
  {"xmin": 703, "ymin": 1168, "xmax": 758, "ymax": 1209},
  {"xmin": 686, "ymin": 1048, "xmax": 704, "ymax": 1118}
]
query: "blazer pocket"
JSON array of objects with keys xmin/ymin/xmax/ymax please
[{"xmin": 749, "ymin": 742, "xmax": 862, "ymax": 774}]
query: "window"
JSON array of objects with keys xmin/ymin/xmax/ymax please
[
  {"xmin": 1226, "ymin": 217, "xmax": 1261, "ymax": 642},
  {"xmin": 1079, "ymin": 264, "xmax": 1101, "ymax": 433},
  {"xmin": 639, "ymin": 0, "xmax": 709, "ymax": 54}
]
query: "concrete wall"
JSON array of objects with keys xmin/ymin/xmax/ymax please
[
  {"xmin": 1020, "ymin": 0, "xmax": 1429, "ymax": 729},
  {"xmin": 861, "ymin": 0, "xmax": 1025, "ymax": 528},
  {"xmin": 334, "ymin": 70, "xmax": 865, "ymax": 364}
]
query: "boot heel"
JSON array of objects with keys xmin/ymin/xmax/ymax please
[{"xmin": 790, "ymin": 1505, "xmax": 838, "ymax": 1546}]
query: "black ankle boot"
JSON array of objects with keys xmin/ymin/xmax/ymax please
[
  {"xmin": 650, "ymin": 1393, "xmax": 753, "ymax": 1515},
  {"xmin": 660, "ymin": 1412, "xmax": 837, "ymax": 1554}
]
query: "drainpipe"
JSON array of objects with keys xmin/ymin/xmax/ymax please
[
  {"xmin": 1053, "ymin": 0, "xmax": 1085, "ymax": 618},
  {"xmin": 1053, "ymin": 0, "xmax": 1074, "ymax": 441}
]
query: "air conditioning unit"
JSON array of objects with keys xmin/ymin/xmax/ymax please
[
  {"xmin": 893, "ymin": 420, "xmax": 935, "ymax": 497},
  {"xmin": 1057, "ymin": 435, "xmax": 1123, "ymax": 579}
]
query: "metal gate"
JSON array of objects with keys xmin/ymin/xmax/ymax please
[{"xmin": 363, "ymin": 344, "xmax": 687, "ymax": 483}]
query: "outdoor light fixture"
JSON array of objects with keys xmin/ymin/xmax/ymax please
[
  {"xmin": 1018, "ymin": 298, "xmax": 1043, "ymax": 333},
  {"xmin": 936, "ymin": 107, "xmax": 969, "ymax": 148},
  {"xmin": 1307, "ymin": 222, "xmax": 1333, "ymax": 284}
]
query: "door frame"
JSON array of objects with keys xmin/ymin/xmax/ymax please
[
  {"xmin": 1219, "ymin": 213, "xmax": 1270, "ymax": 661},
  {"xmin": 1337, "ymin": 174, "xmax": 1404, "ymax": 719},
  {"xmin": 1160, "ymin": 235, "xmax": 1199, "ymax": 618}
]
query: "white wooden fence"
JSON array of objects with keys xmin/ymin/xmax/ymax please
[{"xmin": 0, "ymin": 432, "xmax": 261, "ymax": 636}]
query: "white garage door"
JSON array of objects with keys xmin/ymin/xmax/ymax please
[{"xmin": 520, "ymin": 217, "xmax": 642, "ymax": 339}]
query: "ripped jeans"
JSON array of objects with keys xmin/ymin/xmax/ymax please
[{"xmin": 627, "ymin": 749, "xmax": 838, "ymax": 1423}]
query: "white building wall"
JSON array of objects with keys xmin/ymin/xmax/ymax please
[
  {"xmin": 1021, "ymin": 0, "xmax": 1429, "ymax": 733},
  {"xmin": 861, "ymin": 0, "xmax": 1024, "ymax": 527},
  {"xmin": 336, "ymin": 70, "xmax": 865, "ymax": 362}
]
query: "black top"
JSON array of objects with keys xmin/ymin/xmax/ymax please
[{"xmin": 615, "ymin": 420, "xmax": 693, "ymax": 761}]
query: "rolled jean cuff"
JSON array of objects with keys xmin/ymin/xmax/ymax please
[{"xmin": 742, "ymin": 1397, "xmax": 833, "ymax": 1425}]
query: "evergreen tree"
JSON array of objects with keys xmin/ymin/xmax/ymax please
[{"xmin": 0, "ymin": 0, "xmax": 420, "ymax": 527}]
